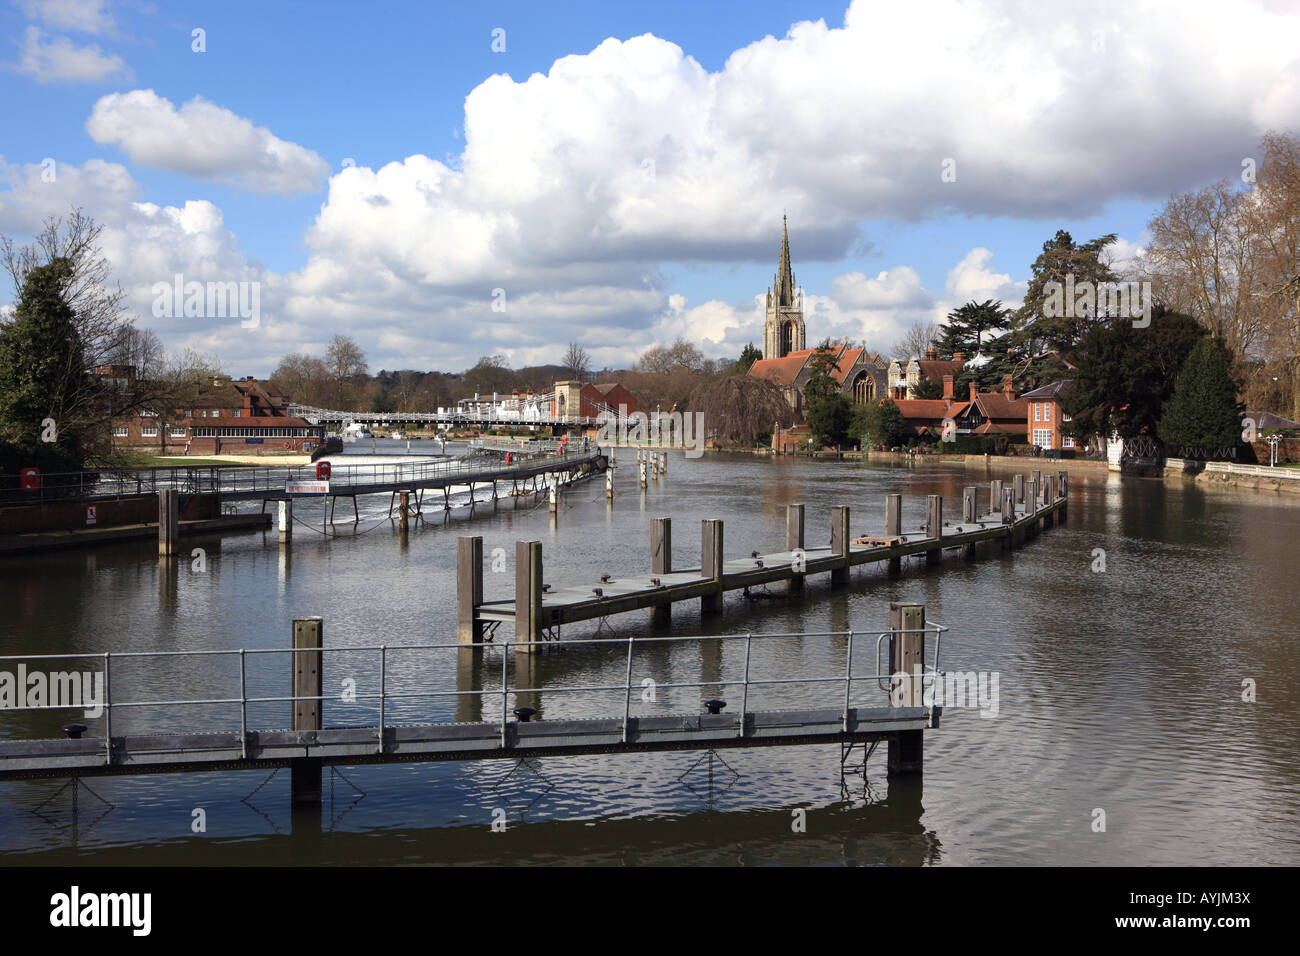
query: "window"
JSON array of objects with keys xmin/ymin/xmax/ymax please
[
  {"xmin": 170, "ymin": 427, "xmax": 186, "ymax": 438},
  {"xmin": 1034, "ymin": 403, "xmax": 1041, "ymax": 421},
  {"xmin": 1032, "ymin": 428, "xmax": 1052, "ymax": 449},
  {"xmin": 1062, "ymin": 412, "xmax": 1072, "ymax": 423},
  {"xmin": 1063, "ymin": 435, "xmax": 1075, "ymax": 448},
  {"xmin": 112, "ymin": 425, "xmax": 128, "ymax": 438},
  {"xmin": 141, "ymin": 409, "xmax": 158, "ymax": 417},
  {"xmin": 141, "ymin": 425, "xmax": 158, "ymax": 438}
]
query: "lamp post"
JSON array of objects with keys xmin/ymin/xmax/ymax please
[{"xmin": 1266, "ymin": 432, "xmax": 1283, "ymax": 467}]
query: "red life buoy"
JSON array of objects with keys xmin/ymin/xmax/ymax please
[{"xmin": 284, "ymin": 441, "xmax": 292, "ymax": 448}]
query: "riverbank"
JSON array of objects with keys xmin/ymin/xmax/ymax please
[{"xmin": 0, "ymin": 513, "xmax": 271, "ymax": 555}]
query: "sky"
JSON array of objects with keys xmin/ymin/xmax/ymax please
[{"xmin": 1, "ymin": 0, "xmax": 1297, "ymax": 378}]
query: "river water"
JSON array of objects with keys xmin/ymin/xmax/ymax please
[{"xmin": 1, "ymin": 442, "xmax": 1297, "ymax": 866}]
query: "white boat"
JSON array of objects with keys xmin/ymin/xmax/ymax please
[
  {"xmin": 343, "ymin": 423, "xmax": 373, "ymax": 441},
  {"xmin": 391, "ymin": 429, "xmax": 408, "ymax": 440}
]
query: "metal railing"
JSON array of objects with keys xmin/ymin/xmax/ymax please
[
  {"xmin": 0, "ymin": 623, "xmax": 948, "ymax": 760},
  {"xmin": 0, "ymin": 448, "xmax": 601, "ymax": 505},
  {"xmin": 1164, "ymin": 457, "xmax": 1300, "ymax": 480}
]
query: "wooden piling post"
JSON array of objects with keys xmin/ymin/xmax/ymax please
[
  {"xmin": 888, "ymin": 602, "xmax": 925, "ymax": 777},
  {"xmin": 639, "ymin": 459, "xmax": 647, "ymax": 489},
  {"xmin": 925, "ymin": 495, "xmax": 942, "ymax": 565},
  {"xmin": 1001, "ymin": 486, "xmax": 1016, "ymax": 550},
  {"xmin": 701, "ymin": 519, "xmax": 724, "ymax": 616},
  {"xmin": 660, "ymin": 453, "xmax": 667, "ymax": 476},
  {"xmin": 961, "ymin": 487, "xmax": 977, "ymax": 559},
  {"xmin": 515, "ymin": 540, "xmax": 544, "ymax": 653},
  {"xmin": 606, "ymin": 467, "xmax": 614, "ymax": 501},
  {"xmin": 291, "ymin": 617, "xmax": 323, "ymax": 807},
  {"xmin": 651, "ymin": 517, "xmax": 671, "ymax": 626},
  {"xmin": 787, "ymin": 503, "xmax": 805, "ymax": 592},
  {"xmin": 278, "ymin": 498, "xmax": 292, "ymax": 543},
  {"xmin": 1058, "ymin": 470, "xmax": 1068, "ymax": 521},
  {"xmin": 399, "ymin": 491, "xmax": 410, "ymax": 531},
  {"xmin": 830, "ymin": 506, "xmax": 850, "ymax": 587},
  {"xmin": 158, "ymin": 489, "xmax": 179, "ymax": 557},
  {"xmin": 548, "ymin": 475, "xmax": 558, "ymax": 515},
  {"xmin": 1027, "ymin": 478, "xmax": 1039, "ymax": 535},
  {"xmin": 1014, "ymin": 474, "xmax": 1025, "ymax": 504},
  {"xmin": 457, "ymin": 536, "xmax": 484, "ymax": 644},
  {"xmin": 885, "ymin": 494, "xmax": 902, "ymax": 576},
  {"xmin": 1043, "ymin": 476, "xmax": 1056, "ymax": 527},
  {"xmin": 990, "ymin": 480, "xmax": 1003, "ymax": 518}
]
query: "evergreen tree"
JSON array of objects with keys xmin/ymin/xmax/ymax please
[
  {"xmin": 1157, "ymin": 337, "xmax": 1242, "ymax": 457},
  {"xmin": 1062, "ymin": 307, "xmax": 1206, "ymax": 441},
  {"xmin": 1015, "ymin": 230, "xmax": 1119, "ymax": 354},
  {"xmin": 937, "ymin": 299, "xmax": 1010, "ymax": 357},
  {"xmin": 736, "ymin": 343, "xmax": 762, "ymax": 373},
  {"xmin": 855, "ymin": 398, "xmax": 906, "ymax": 448},
  {"xmin": 912, "ymin": 376, "xmax": 944, "ymax": 399},
  {"xmin": 0, "ymin": 258, "xmax": 88, "ymax": 472}
]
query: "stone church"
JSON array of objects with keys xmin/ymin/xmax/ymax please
[{"xmin": 748, "ymin": 218, "xmax": 889, "ymax": 419}]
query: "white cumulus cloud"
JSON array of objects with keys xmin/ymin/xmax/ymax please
[{"xmin": 86, "ymin": 90, "xmax": 331, "ymax": 195}]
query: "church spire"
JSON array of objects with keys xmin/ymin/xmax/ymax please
[{"xmin": 775, "ymin": 214, "xmax": 795, "ymax": 308}]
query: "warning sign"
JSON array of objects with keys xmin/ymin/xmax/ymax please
[
  {"xmin": 85, "ymin": 505, "xmax": 97, "ymax": 526},
  {"xmin": 286, "ymin": 480, "xmax": 330, "ymax": 495}
]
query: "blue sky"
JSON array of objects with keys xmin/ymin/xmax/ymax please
[{"xmin": 1, "ymin": 0, "xmax": 1294, "ymax": 376}]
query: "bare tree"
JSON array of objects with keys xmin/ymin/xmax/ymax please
[
  {"xmin": 324, "ymin": 334, "xmax": 367, "ymax": 408},
  {"xmin": 561, "ymin": 342, "xmax": 591, "ymax": 380},
  {"xmin": 890, "ymin": 321, "xmax": 941, "ymax": 360},
  {"xmin": 2, "ymin": 208, "xmax": 138, "ymax": 370},
  {"xmin": 1143, "ymin": 179, "xmax": 1265, "ymax": 358}
]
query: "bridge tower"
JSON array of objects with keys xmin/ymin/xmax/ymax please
[{"xmin": 554, "ymin": 380, "xmax": 585, "ymax": 421}]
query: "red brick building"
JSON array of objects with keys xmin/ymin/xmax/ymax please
[
  {"xmin": 1021, "ymin": 380, "xmax": 1075, "ymax": 451},
  {"xmin": 111, "ymin": 374, "xmax": 324, "ymax": 455}
]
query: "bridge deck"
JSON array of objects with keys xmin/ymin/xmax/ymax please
[{"xmin": 0, "ymin": 706, "xmax": 927, "ymax": 780}]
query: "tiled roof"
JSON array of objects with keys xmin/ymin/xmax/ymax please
[
  {"xmin": 1020, "ymin": 380, "xmax": 1075, "ymax": 400},
  {"xmin": 972, "ymin": 421, "xmax": 1029, "ymax": 435},
  {"xmin": 918, "ymin": 359, "xmax": 964, "ymax": 381},
  {"xmin": 748, "ymin": 350, "xmax": 814, "ymax": 385},
  {"xmin": 973, "ymin": 393, "xmax": 1029, "ymax": 420}
]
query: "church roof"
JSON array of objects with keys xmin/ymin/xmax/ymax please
[{"xmin": 749, "ymin": 349, "xmax": 813, "ymax": 386}]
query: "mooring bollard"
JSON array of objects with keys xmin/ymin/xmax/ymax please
[
  {"xmin": 158, "ymin": 489, "xmax": 179, "ymax": 557},
  {"xmin": 639, "ymin": 459, "xmax": 647, "ymax": 489},
  {"xmin": 787, "ymin": 503, "xmax": 805, "ymax": 592},
  {"xmin": 606, "ymin": 467, "xmax": 614, "ymax": 501},
  {"xmin": 962, "ymin": 487, "xmax": 977, "ymax": 560},
  {"xmin": 925, "ymin": 495, "xmax": 942, "ymax": 564},
  {"xmin": 278, "ymin": 498, "xmax": 292, "ymax": 543},
  {"xmin": 888, "ymin": 602, "xmax": 925, "ymax": 777},
  {"xmin": 651, "ymin": 517, "xmax": 671, "ymax": 626},
  {"xmin": 457, "ymin": 536, "xmax": 484, "ymax": 644},
  {"xmin": 830, "ymin": 506, "xmax": 850, "ymax": 586},
  {"xmin": 515, "ymin": 540, "xmax": 544, "ymax": 654},
  {"xmin": 291, "ymin": 617, "xmax": 323, "ymax": 808},
  {"xmin": 701, "ymin": 519, "xmax": 724, "ymax": 616},
  {"xmin": 548, "ymin": 476, "xmax": 558, "ymax": 515},
  {"xmin": 885, "ymin": 493, "xmax": 902, "ymax": 576},
  {"xmin": 399, "ymin": 491, "xmax": 410, "ymax": 531}
]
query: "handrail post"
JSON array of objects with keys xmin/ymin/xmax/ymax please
[
  {"xmin": 103, "ymin": 652, "xmax": 111, "ymax": 765},
  {"xmin": 842, "ymin": 629, "xmax": 855, "ymax": 732},
  {"xmin": 500, "ymin": 643, "xmax": 510, "ymax": 748},
  {"xmin": 239, "ymin": 648, "xmax": 247, "ymax": 759},
  {"xmin": 378, "ymin": 644, "xmax": 386, "ymax": 754},
  {"xmin": 621, "ymin": 633, "xmax": 634, "ymax": 743},
  {"xmin": 738, "ymin": 633, "xmax": 752, "ymax": 737}
]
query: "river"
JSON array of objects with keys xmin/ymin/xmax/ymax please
[{"xmin": 1, "ymin": 442, "xmax": 1297, "ymax": 865}]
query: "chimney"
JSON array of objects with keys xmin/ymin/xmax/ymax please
[
  {"xmin": 924, "ymin": 347, "xmax": 938, "ymax": 361},
  {"xmin": 969, "ymin": 381, "xmax": 978, "ymax": 402},
  {"xmin": 953, "ymin": 351, "xmax": 965, "ymax": 363},
  {"xmin": 1001, "ymin": 375, "xmax": 1015, "ymax": 398},
  {"xmin": 942, "ymin": 373, "xmax": 954, "ymax": 400}
]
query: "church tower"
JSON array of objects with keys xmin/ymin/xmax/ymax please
[{"xmin": 763, "ymin": 216, "xmax": 806, "ymax": 359}]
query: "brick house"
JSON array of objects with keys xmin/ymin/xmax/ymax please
[
  {"xmin": 552, "ymin": 380, "xmax": 639, "ymax": 419},
  {"xmin": 887, "ymin": 349, "xmax": 968, "ymax": 400},
  {"xmin": 110, "ymin": 374, "xmax": 324, "ymax": 455},
  {"xmin": 1020, "ymin": 380, "xmax": 1076, "ymax": 451}
]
